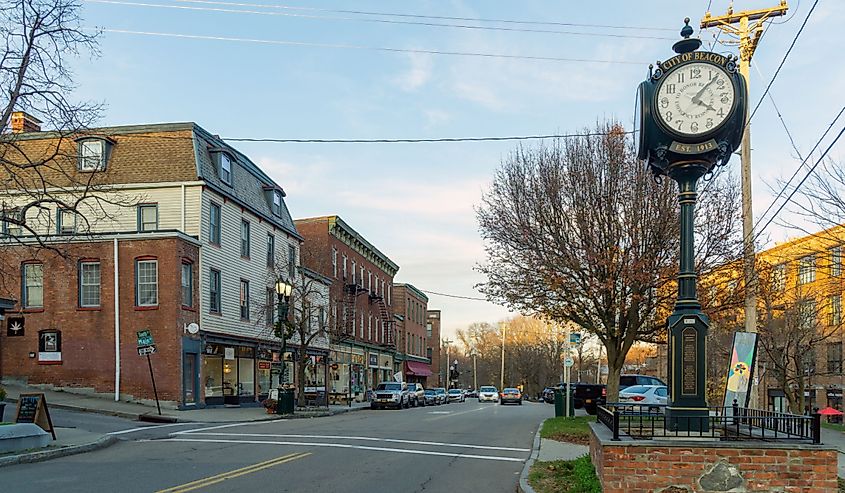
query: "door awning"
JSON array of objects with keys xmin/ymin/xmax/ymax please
[{"xmin": 405, "ymin": 361, "xmax": 432, "ymax": 377}]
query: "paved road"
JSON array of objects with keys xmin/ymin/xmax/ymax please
[{"xmin": 5, "ymin": 400, "xmax": 550, "ymax": 493}]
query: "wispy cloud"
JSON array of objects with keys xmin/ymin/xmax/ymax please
[{"xmin": 394, "ymin": 52, "xmax": 434, "ymax": 91}]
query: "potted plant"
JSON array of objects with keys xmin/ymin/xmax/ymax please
[{"xmin": 262, "ymin": 398, "xmax": 277, "ymax": 414}]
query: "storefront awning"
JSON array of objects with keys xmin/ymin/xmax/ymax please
[{"xmin": 405, "ymin": 361, "xmax": 432, "ymax": 377}]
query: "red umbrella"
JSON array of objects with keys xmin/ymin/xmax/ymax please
[{"xmin": 817, "ymin": 406, "xmax": 843, "ymax": 416}]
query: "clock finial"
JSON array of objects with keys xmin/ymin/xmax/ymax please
[{"xmin": 673, "ymin": 17, "xmax": 702, "ymax": 54}]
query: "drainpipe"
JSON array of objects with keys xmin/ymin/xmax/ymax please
[{"xmin": 114, "ymin": 238, "xmax": 120, "ymax": 401}]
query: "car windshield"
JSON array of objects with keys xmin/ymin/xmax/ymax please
[
  {"xmin": 480, "ymin": 386, "xmax": 497, "ymax": 393},
  {"xmin": 448, "ymin": 389, "xmax": 461, "ymax": 394},
  {"xmin": 622, "ymin": 385, "xmax": 650, "ymax": 394},
  {"xmin": 424, "ymin": 390, "xmax": 435, "ymax": 395},
  {"xmin": 504, "ymin": 388, "xmax": 519, "ymax": 393},
  {"xmin": 376, "ymin": 383, "xmax": 401, "ymax": 391}
]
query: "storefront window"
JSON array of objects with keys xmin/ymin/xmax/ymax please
[
  {"xmin": 258, "ymin": 361, "xmax": 272, "ymax": 396},
  {"xmin": 203, "ymin": 356, "xmax": 223, "ymax": 398},
  {"xmin": 238, "ymin": 358, "xmax": 255, "ymax": 396},
  {"xmin": 222, "ymin": 359, "xmax": 237, "ymax": 397}
]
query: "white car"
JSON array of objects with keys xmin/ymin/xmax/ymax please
[
  {"xmin": 478, "ymin": 385, "xmax": 499, "ymax": 403},
  {"xmin": 619, "ymin": 385, "xmax": 668, "ymax": 412},
  {"xmin": 447, "ymin": 388, "xmax": 465, "ymax": 402}
]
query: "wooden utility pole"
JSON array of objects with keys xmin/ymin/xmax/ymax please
[{"xmin": 701, "ymin": 1, "xmax": 788, "ymax": 408}]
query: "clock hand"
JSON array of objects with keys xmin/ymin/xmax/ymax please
[{"xmin": 692, "ymin": 77, "xmax": 719, "ymax": 102}]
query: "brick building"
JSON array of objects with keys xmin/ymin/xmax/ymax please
[
  {"xmin": 392, "ymin": 284, "xmax": 432, "ymax": 385},
  {"xmin": 294, "ymin": 216, "xmax": 398, "ymax": 401},
  {"xmin": 426, "ymin": 310, "xmax": 442, "ymax": 388},
  {"xmin": 0, "ymin": 115, "xmax": 317, "ymax": 408}
]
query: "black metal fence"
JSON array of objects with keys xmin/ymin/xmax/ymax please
[{"xmin": 597, "ymin": 402, "xmax": 820, "ymax": 444}]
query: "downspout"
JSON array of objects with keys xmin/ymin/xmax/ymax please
[{"xmin": 114, "ymin": 238, "xmax": 120, "ymax": 401}]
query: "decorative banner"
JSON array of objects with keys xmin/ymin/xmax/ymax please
[
  {"xmin": 7, "ymin": 317, "xmax": 24, "ymax": 337},
  {"xmin": 723, "ymin": 331, "xmax": 758, "ymax": 410}
]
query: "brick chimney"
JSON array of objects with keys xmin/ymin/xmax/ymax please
[{"xmin": 10, "ymin": 111, "xmax": 42, "ymax": 133}]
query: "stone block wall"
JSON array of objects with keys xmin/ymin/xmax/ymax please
[{"xmin": 590, "ymin": 423, "xmax": 838, "ymax": 492}]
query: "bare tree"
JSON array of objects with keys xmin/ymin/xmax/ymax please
[{"xmin": 476, "ymin": 122, "xmax": 742, "ymax": 401}]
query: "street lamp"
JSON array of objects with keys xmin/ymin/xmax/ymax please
[
  {"xmin": 275, "ymin": 277, "xmax": 293, "ymax": 412},
  {"xmin": 471, "ymin": 347, "xmax": 478, "ymax": 391}
]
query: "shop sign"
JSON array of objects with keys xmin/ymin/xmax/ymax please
[
  {"xmin": 224, "ymin": 347, "xmax": 235, "ymax": 360},
  {"xmin": 369, "ymin": 353, "xmax": 378, "ymax": 368},
  {"xmin": 258, "ymin": 361, "xmax": 271, "ymax": 370}
]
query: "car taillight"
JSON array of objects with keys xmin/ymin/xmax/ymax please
[
  {"xmin": 631, "ymin": 395, "xmax": 645, "ymax": 402},
  {"xmin": 602, "ymin": 388, "xmax": 606, "ymax": 397}
]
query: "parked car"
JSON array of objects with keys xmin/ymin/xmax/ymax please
[
  {"xmin": 619, "ymin": 385, "xmax": 668, "ymax": 412},
  {"xmin": 466, "ymin": 389, "xmax": 478, "ymax": 398},
  {"xmin": 620, "ymin": 375, "xmax": 666, "ymax": 391},
  {"xmin": 423, "ymin": 389, "xmax": 441, "ymax": 406},
  {"xmin": 371, "ymin": 382, "xmax": 409, "ymax": 410},
  {"xmin": 573, "ymin": 384, "xmax": 606, "ymax": 414},
  {"xmin": 447, "ymin": 388, "xmax": 465, "ymax": 402},
  {"xmin": 434, "ymin": 387, "xmax": 449, "ymax": 404},
  {"xmin": 478, "ymin": 385, "xmax": 499, "ymax": 403},
  {"xmin": 407, "ymin": 383, "xmax": 425, "ymax": 407},
  {"xmin": 500, "ymin": 387, "xmax": 522, "ymax": 405}
]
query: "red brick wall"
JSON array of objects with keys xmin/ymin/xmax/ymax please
[
  {"xmin": 0, "ymin": 237, "xmax": 199, "ymax": 404},
  {"xmin": 590, "ymin": 427, "xmax": 838, "ymax": 492}
]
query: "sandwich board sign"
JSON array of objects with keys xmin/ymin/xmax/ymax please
[{"xmin": 15, "ymin": 393, "xmax": 56, "ymax": 440}]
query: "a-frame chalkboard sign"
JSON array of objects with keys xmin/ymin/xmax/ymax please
[{"xmin": 14, "ymin": 393, "xmax": 56, "ymax": 440}]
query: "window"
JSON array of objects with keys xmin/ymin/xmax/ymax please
[
  {"xmin": 267, "ymin": 234, "xmax": 275, "ymax": 268},
  {"xmin": 209, "ymin": 203, "xmax": 221, "ymax": 245},
  {"xmin": 272, "ymin": 191, "xmax": 282, "ymax": 216},
  {"xmin": 240, "ymin": 220, "xmax": 250, "ymax": 258},
  {"xmin": 138, "ymin": 204, "xmax": 158, "ymax": 232},
  {"xmin": 831, "ymin": 295, "xmax": 842, "ymax": 326},
  {"xmin": 387, "ymin": 285, "xmax": 391, "ymax": 306},
  {"xmin": 220, "ymin": 153, "xmax": 232, "ymax": 184},
  {"xmin": 368, "ymin": 315, "xmax": 372, "ymax": 340},
  {"xmin": 240, "ymin": 280, "xmax": 250, "ymax": 320},
  {"xmin": 2, "ymin": 208, "xmax": 21, "ymax": 236},
  {"xmin": 181, "ymin": 262, "xmax": 193, "ymax": 308},
  {"xmin": 342, "ymin": 254, "xmax": 348, "ymax": 279},
  {"xmin": 78, "ymin": 139, "xmax": 106, "ymax": 171},
  {"xmin": 57, "ymin": 209, "xmax": 77, "ymax": 235},
  {"xmin": 360, "ymin": 312, "xmax": 364, "ymax": 338},
  {"xmin": 22, "ymin": 263, "xmax": 43, "ymax": 308},
  {"xmin": 381, "ymin": 280, "xmax": 385, "ymax": 298},
  {"xmin": 359, "ymin": 266, "xmax": 364, "ymax": 287},
  {"xmin": 79, "ymin": 261, "xmax": 101, "ymax": 307},
  {"xmin": 798, "ymin": 255, "xmax": 816, "ymax": 285},
  {"xmin": 288, "ymin": 244, "xmax": 296, "ymax": 279},
  {"xmin": 38, "ymin": 330, "xmax": 62, "ymax": 362},
  {"xmin": 832, "ymin": 247, "xmax": 842, "ymax": 277},
  {"xmin": 210, "ymin": 269, "xmax": 221, "ymax": 313},
  {"xmin": 351, "ymin": 260, "xmax": 356, "ymax": 284},
  {"xmin": 798, "ymin": 299, "xmax": 817, "ymax": 331},
  {"xmin": 426, "ymin": 322, "xmax": 432, "ymax": 338},
  {"xmin": 135, "ymin": 259, "xmax": 158, "ymax": 307},
  {"xmin": 772, "ymin": 264, "xmax": 786, "ymax": 291},
  {"xmin": 332, "ymin": 248, "xmax": 338, "ymax": 278},
  {"xmin": 367, "ymin": 271, "xmax": 372, "ymax": 292},
  {"xmin": 828, "ymin": 342, "xmax": 843, "ymax": 374}
]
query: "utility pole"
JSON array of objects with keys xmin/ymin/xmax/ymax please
[
  {"xmin": 500, "ymin": 324, "xmax": 506, "ymax": 390},
  {"xmin": 701, "ymin": 0, "xmax": 788, "ymax": 409},
  {"xmin": 443, "ymin": 338, "xmax": 452, "ymax": 388},
  {"xmin": 471, "ymin": 347, "xmax": 478, "ymax": 391}
]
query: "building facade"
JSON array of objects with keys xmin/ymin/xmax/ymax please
[
  {"xmin": 294, "ymin": 216, "xmax": 398, "ymax": 402},
  {"xmin": 392, "ymin": 284, "xmax": 432, "ymax": 384},
  {"xmin": 0, "ymin": 116, "xmax": 317, "ymax": 408},
  {"xmin": 426, "ymin": 310, "xmax": 442, "ymax": 388}
]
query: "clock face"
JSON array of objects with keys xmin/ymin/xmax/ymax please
[{"xmin": 655, "ymin": 62, "xmax": 735, "ymax": 138}]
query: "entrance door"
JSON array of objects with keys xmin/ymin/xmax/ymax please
[{"xmin": 183, "ymin": 353, "xmax": 198, "ymax": 406}]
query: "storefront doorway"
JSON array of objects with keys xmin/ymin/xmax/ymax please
[{"xmin": 202, "ymin": 343, "xmax": 257, "ymax": 406}]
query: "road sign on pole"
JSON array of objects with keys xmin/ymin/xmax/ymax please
[
  {"xmin": 569, "ymin": 333, "xmax": 581, "ymax": 346},
  {"xmin": 564, "ymin": 357, "xmax": 574, "ymax": 368}
]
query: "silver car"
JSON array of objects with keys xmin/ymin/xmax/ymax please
[
  {"xmin": 371, "ymin": 382, "xmax": 409, "ymax": 410},
  {"xmin": 478, "ymin": 385, "xmax": 499, "ymax": 403}
]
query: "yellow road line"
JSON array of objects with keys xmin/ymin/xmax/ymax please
[{"xmin": 156, "ymin": 452, "xmax": 311, "ymax": 493}]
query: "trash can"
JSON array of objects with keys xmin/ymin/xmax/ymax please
[
  {"xmin": 554, "ymin": 386, "xmax": 574, "ymax": 417},
  {"xmin": 277, "ymin": 388, "xmax": 295, "ymax": 415}
]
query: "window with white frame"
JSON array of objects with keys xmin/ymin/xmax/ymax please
[
  {"xmin": 2, "ymin": 208, "xmax": 21, "ymax": 236},
  {"xmin": 832, "ymin": 247, "xmax": 842, "ymax": 277},
  {"xmin": 78, "ymin": 139, "xmax": 107, "ymax": 171},
  {"xmin": 240, "ymin": 220, "xmax": 250, "ymax": 258},
  {"xmin": 267, "ymin": 234, "xmax": 275, "ymax": 268},
  {"xmin": 287, "ymin": 244, "xmax": 296, "ymax": 279},
  {"xmin": 240, "ymin": 280, "xmax": 250, "ymax": 320},
  {"xmin": 272, "ymin": 190, "xmax": 282, "ymax": 216},
  {"xmin": 342, "ymin": 254, "xmax": 348, "ymax": 279},
  {"xmin": 798, "ymin": 255, "xmax": 816, "ymax": 285},
  {"xmin": 351, "ymin": 260, "xmax": 356, "ymax": 284},
  {"xmin": 209, "ymin": 203, "xmax": 221, "ymax": 245},
  {"xmin": 772, "ymin": 264, "xmax": 786, "ymax": 291},
  {"xmin": 23, "ymin": 263, "xmax": 43, "ymax": 308},
  {"xmin": 368, "ymin": 314, "xmax": 372, "ymax": 340},
  {"xmin": 360, "ymin": 312, "xmax": 364, "ymax": 338},
  {"xmin": 220, "ymin": 153, "xmax": 232, "ymax": 184},
  {"xmin": 332, "ymin": 248, "xmax": 338, "ymax": 278},
  {"xmin": 57, "ymin": 209, "xmax": 77, "ymax": 235},
  {"xmin": 138, "ymin": 204, "xmax": 158, "ymax": 232},
  {"xmin": 359, "ymin": 266, "xmax": 364, "ymax": 287},
  {"xmin": 135, "ymin": 259, "xmax": 158, "ymax": 307},
  {"xmin": 367, "ymin": 271, "xmax": 372, "ymax": 292},
  {"xmin": 181, "ymin": 262, "xmax": 193, "ymax": 308},
  {"xmin": 79, "ymin": 261, "xmax": 101, "ymax": 307}
]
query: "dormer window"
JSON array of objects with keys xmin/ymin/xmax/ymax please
[
  {"xmin": 77, "ymin": 138, "xmax": 111, "ymax": 171},
  {"xmin": 272, "ymin": 191, "xmax": 282, "ymax": 216},
  {"xmin": 220, "ymin": 153, "xmax": 232, "ymax": 184}
]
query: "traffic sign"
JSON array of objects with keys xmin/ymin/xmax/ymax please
[
  {"xmin": 137, "ymin": 329, "xmax": 154, "ymax": 347},
  {"xmin": 569, "ymin": 333, "xmax": 581, "ymax": 345},
  {"xmin": 564, "ymin": 357, "xmax": 574, "ymax": 367},
  {"xmin": 137, "ymin": 345, "xmax": 157, "ymax": 356}
]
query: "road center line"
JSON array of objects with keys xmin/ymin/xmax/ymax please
[
  {"xmin": 108, "ymin": 423, "xmax": 199, "ymax": 436},
  {"xmin": 155, "ymin": 452, "xmax": 310, "ymax": 493},
  {"xmin": 163, "ymin": 438, "xmax": 526, "ymax": 462},
  {"xmin": 180, "ymin": 433, "xmax": 530, "ymax": 452}
]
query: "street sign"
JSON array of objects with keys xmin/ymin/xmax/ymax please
[
  {"xmin": 564, "ymin": 357, "xmax": 574, "ymax": 367},
  {"xmin": 138, "ymin": 345, "xmax": 157, "ymax": 356},
  {"xmin": 136, "ymin": 329, "xmax": 154, "ymax": 347},
  {"xmin": 569, "ymin": 333, "xmax": 581, "ymax": 345}
]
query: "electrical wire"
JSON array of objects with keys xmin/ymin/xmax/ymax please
[
  {"xmin": 224, "ymin": 130, "xmax": 636, "ymax": 144},
  {"xmin": 88, "ymin": 0, "xmax": 676, "ymax": 41},
  {"xmin": 100, "ymin": 28, "xmax": 650, "ymax": 65},
  {"xmin": 169, "ymin": 0, "xmax": 677, "ymax": 32},
  {"xmin": 420, "ymin": 290, "xmax": 491, "ymax": 302}
]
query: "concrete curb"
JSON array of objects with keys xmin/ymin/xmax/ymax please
[
  {"xmin": 0, "ymin": 435, "xmax": 117, "ymax": 468},
  {"xmin": 518, "ymin": 421, "xmax": 544, "ymax": 493}
]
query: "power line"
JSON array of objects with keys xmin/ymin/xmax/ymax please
[
  {"xmin": 170, "ymin": 0, "xmax": 677, "ymax": 32},
  {"xmin": 224, "ymin": 130, "xmax": 636, "ymax": 144},
  {"xmin": 100, "ymin": 28, "xmax": 649, "ymax": 65},
  {"xmin": 88, "ymin": 0, "xmax": 676, "ymax": 41},
  {"xmin": 421, "ymin": 290, "xmax": 491, "ymax": 302}
]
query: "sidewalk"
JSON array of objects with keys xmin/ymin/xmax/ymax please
[
  {"xmin": 0, "ymin": 427, "xmax": 116, "ymax": 468},
  {"xmin": 518, "ymin": 422, "xmax": 590, "ymax": 493},
  {"xmin": 2, "ymin": 383, "xmax": 370, "ymax": 423}
]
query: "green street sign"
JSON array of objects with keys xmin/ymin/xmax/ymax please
[{"xmin": 137, "ymin": 330, "xmax": 154, "ymax": 347}]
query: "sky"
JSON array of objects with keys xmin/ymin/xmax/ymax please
[{"xmin": 68, "ymin": 0, "xmax": 845, "ymax": 339}]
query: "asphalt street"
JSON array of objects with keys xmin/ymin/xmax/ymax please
[{"xmin": 4, "ymin": 399, "xmax": 551, "ymax": 493}]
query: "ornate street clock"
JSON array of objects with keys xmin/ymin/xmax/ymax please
[{"xmin": 637, "ymin": 19, "xmax": 746, "ymax": 179}]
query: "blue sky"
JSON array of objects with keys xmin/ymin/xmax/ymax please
[{"xmin": 70, "ymin": 0, "xmax": 845, "ymax": 338}]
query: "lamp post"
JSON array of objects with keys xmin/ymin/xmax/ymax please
[
  {"xmin": 275, "ymin": 277, "xmax": 293, "ymax": 414},
  {"xmin": 471, "ymin": 347, "xmax": 478, "ymax": 391}
]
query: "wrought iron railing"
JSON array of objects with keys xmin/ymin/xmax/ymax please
[{"xmin": 597, "ymin": 401, "xmax": 820, "ymax": 444}]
